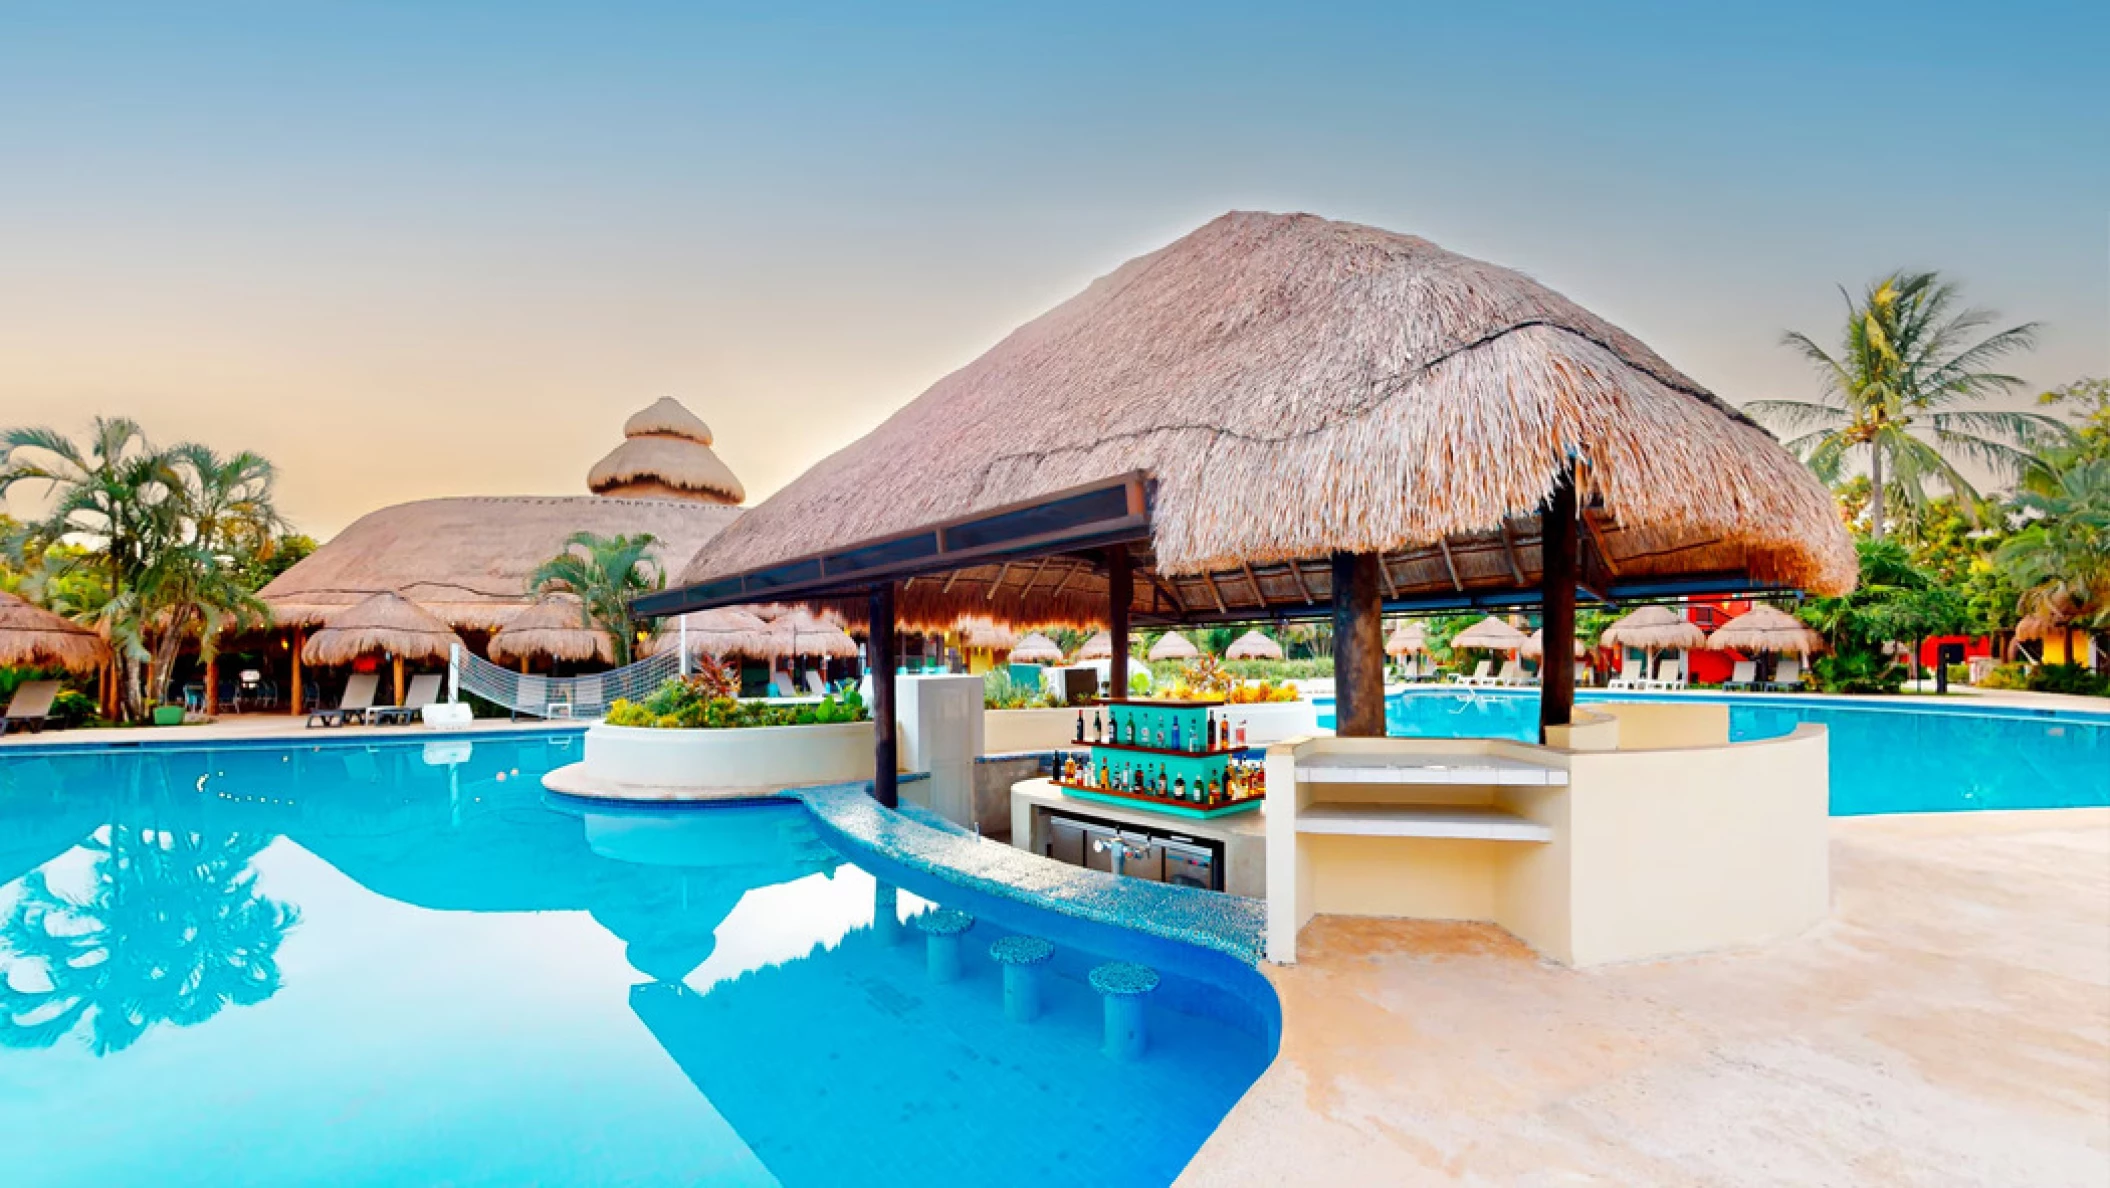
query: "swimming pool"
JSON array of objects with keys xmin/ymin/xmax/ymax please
[
  {"xmin": 1364, "ymin": 690, "xmax": 2110, "ymax": 815},
  {"xmin": 0, "ymin": 735, "xmax": 1275, "ymax": 1187}
]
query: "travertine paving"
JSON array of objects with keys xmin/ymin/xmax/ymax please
[{"xmin": 1183, "ymin": 808, "xmax": 2110, "ymax": 1187}]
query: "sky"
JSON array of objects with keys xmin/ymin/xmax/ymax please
[{"xmin": 2, "ymin": 1, "xmax": 2105, "ymax": 538}]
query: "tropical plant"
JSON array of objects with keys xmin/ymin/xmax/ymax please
[
  {"xmin": 1996, "ymin": 458, "xmax": 2110, "ymax": 639},
  {"xmin": 1797, "ymin": 538, "xmax": 1967, "ymax": 691},
  {"xmin": 527, "ymin": 531, "xmax": 664, "ymax": 666},
  {"xmin": 1751, "ymin": 272, "xmax": 2062, "ymax": 539},
  {"xmin": 606, "ymin": 675, "xmax": 868, "ymax": 728}
]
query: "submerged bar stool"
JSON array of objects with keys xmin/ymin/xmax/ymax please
[
  {"xmin": 915, "ymin": 908, "xmax": 975, "ymax": 983},
  {"xmin": 1088, "ymin": 961, "xmax": 1161, "ymax": 1061},
  {"xmin": 988, "ymin": 935, "xmax": 1055, "ymax": 1023},
  {"xmin": 873, "ymin": 882, "xmax": 904, "ymax": 947}
]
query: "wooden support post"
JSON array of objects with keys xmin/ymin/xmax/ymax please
[
  {"xmin": 393, "ymin": 656, "xmax": 406, "ymax": 707},
  {"xmin": 1539, "ymin": 472, "xmax": 1579, "ymax": 741},
  {"xmin": 869, "ymin": 582, "xmax": 899, "ymax": 808},
  {"xmin": 1106, "ymin": 546, "xmax": 1132, "ymax": 699},
  {"xmin": 1331, "ymin": 551, "xmax": 1386, "ymax": 737},
  {"xmin": 289, "ymin": 631, "xmax": 304, "ymax": 716},
  {"xmin": 204, "ymin": 656, "xmax": 218, "ymax": 716}
]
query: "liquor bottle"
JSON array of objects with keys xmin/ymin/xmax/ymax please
[
  {"xmin": 1170, "ymin": 718, "xmax": 1182, "ymax": 752},
  {"xmin": 1108, "ymin": 710, "xmax": 1119, "ymax": 743},
  {"xmin": 1174, "ymin": 773, "xmax": 1186, "ymax": 800},
  {"xmin": 1155, "ymin": 721, "xmax": 1165, "ymax": 748},
  {"xmin": 1206, "ymin": 710, "xmax": 1217, "ymax": 750},
  {"xmin": 1075, "ymin": 710, "xmax": 1085, "ymax": 743},
  {"xmin": 1236, "ymin": 719, "xmax": 1248, "ymax": 746},
  {"xmin": 1099, "ymin": 758, "xmax": 1110, "ymax": 788},
  {"xmin": 1125, "ymin": 714, "xmax": 1136, "ymax": 744},
  {"xmin": 1208, "ymin": 774, "xmax": 1222, "ymax": 803},
  {"xmin": 1093, "ymin": 709, "xmax": 1103, "ymax": 743},
  {"xmin": 1157, "ymin": 766, "xmax": 1169, "ymax": 797}
]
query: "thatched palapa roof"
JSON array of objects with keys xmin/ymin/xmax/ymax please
[
  {"xmin": 1007, "ymin": 632, "xmax": 1065, "ymax": 664},
  {"xmin": 589, "ymin": 397, "xmax": 745, "ymax": 504},
  {"xmin": 1385, "ymin": 622, "xmax": 1429, "ymax": 656},
  {"xmin": 664, "ymin": 211, "xmax": 1855, "ymax": 629},
  {"xmin": 1706, "ymin": 605, "xmax": 1824, "ymax": 656},
  {"xmin": 1521, "ymin": 627, "xmax": 1587, "ymax": 660},
  {"xmin": 955, "ymin": 618, "xmax": 1018, "ymax": 652},
  {"xmin": 1598, "ymin": 604, "xmax": 1707, "ymax": 652},
  {"xmin": 1074, "ymin": 631, "xmax": 1117, "ymax": 661},
  {"xmin": 768, "ymin": 610, "xmax": 859, "ymax": 660},
  {"xmin": 1225, "ymin": 630, "xmax": 1283, "ymax": 660},
  {"xmin": 644, "ymin": 608, "xmax": 780, "ymax": 661},
  {"xmin": 1147, "ymin": 631, "xmax": 1200, "ymax": 662},
  {"xmin": 0, "ymin": 593, "xmax": 111, "ymax": 673},
  {"xmin": 302, "ymin": 592, "xmax": 466, "ymax": 667},
  {"xmin": 1449, "ymin": 616, "xmax": 1528, "ymax": 652},
  {"xmin": 487, "ymin": 594, "xmax": 614, "ymax": 666}
]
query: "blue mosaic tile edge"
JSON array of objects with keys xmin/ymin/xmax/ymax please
[{"xmin": 796, "ymin": 783, "xmax": 1268, "ymax": 967}]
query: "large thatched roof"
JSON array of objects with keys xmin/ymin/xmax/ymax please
[
  {"xmin": 1598, "ymin": 604, "xmax": 1707, "ymax": 651},
  {"xmin": 663, "ymin": 211, "xmax": 1855, "ymax": 628},
  {"xmin": 589, "ymin": 397, "xmax": 745, "ymax": 504},
  {"xmin": 487, "ymin": 594, "xmax": 614, "ymax": 666},
  {"xmin": 0, "ymin": 592, "xmax": 110, "ymax": 673},
  {"xmin": 261, "ymin": 495, "xmax": 740, "ymax": 630},
  {"xmin": 302, "ymin": 592, "xmax": 466, "ymax": 667}
]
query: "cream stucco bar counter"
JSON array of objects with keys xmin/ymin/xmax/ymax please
[{"xmin": 1266, "ymin": 701, "xmax": 1831, "ymax": 968}]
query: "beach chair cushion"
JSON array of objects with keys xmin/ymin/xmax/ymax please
[{"xmin": 1, "ymin": 680, "xmax": 61, "ymax": 733}]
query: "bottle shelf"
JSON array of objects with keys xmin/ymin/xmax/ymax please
[
  {"xmin": 1050, "ymin": 780, "xmax": 1264, "ymax": 818},
  {"xmin": 1071, "ymin": 740, "xmax": 1244, "ymax": 758}
]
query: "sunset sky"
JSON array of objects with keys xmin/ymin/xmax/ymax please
[{"xmin": 3, "ymin": 2, "xmax": 2104, "ymax": 538}]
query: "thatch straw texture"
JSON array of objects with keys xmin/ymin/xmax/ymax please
[
  {"xmin": 1075, "ymin": 630, "xmax": 1116, "ymax": 660},
  {"xmin": 624, "ymin": 396, "xmax": 715, "ymax": 444},
  {"xmin": 1707, "ymin": 606, "xmax": 1824, "ymax": 655},
  {"xmin": 769, "ymin": 610, "xmax": 859, "ymax": 660},
  {"xmin": 2013, "ymin": 613, "xmax": 2059, "ymax": 643},
  {"xmin": 1225, "ymin": 629, "xmax": 1283, "ymax": 660},
  {"xmin": 1008, "ymin": 632, "xmax": 1065, "ymax": 664},
  {"xmin": 1386, "ymin": 622, "xmax": 1428, "ymax": 656},
  {"xmin": 1598, "ymin": 605, "xmax": 1707, "ymax": 651},
  {"xmin": 589, "ymin": 397, "xmax": 745, "ymax": 504},
  {"xmin": 261, "ymin": 496, "xmax": 740, "ymax": 630},
  {"xmin": 642, "ymin": 608, "xmax": 780, "ymax": 661},
  {"xmin": 0, "ymin": 593, "xmax": 110, "ymax": 673},
  {"xmin": 1521, "ymin": 627, "xmax": 1586, "ymax": 660},
  {"xmin": 674, "ymin": 211, "xmax": 1856, "ymax": 627},
  {"xmin": 486, "ymin": 595, "xmax": 614, "ymax": 666},
  {"xmin": 1449, "ymin": 616, "xmax": 1527, "ymax": 652},
  {"xmin": 1148, "ymin": 631, "xmax": 1200, "ymax": 661},
  {"xmin": 302, "ymin": 592, "xmax": 465, "ymax": 667},
  {"xmin": 956, "ymin": 618, "xmax": 1018, "ymax": 651}
]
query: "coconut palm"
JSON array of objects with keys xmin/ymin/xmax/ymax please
[
  {"xmin": 1749, "ymin": 271, "xmax": 2062, "ymax": 539},
  {"xmin": 528, "ymin": 531, "xmax": 665, "ymax": 666},
  {"xmin": 137, "ymin": 446, "xmax": 282, "ymax": 705},
  {"xmin": 1997, "ymin": 458, "xmax": 2110, "ymax": 643}
]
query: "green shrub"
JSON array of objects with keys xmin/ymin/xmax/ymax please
[
  {"xmin": 1812, "ymin": 651, "xmax": 1904, "ymax": 695},
  {"xmin": 1943, "ymin": 663, "xmax": 1972, "ymax": 687},
  {"xmin": 983, "ymin": 671, "xmax": 1058, "ymax": 710},
  {"xmin": 1220, "ymin": 659, "xmax": 1333, "ymax": 682},
  {"xmin": 604, "ymin": 677, "xmax": 870, "ymax": 728},
  {"xmin": 1977, "ymin": 662, "xmax": 2031, "ymax": 691},
  {"xmin": 2027, "ymin": 663, "xmax": 2110, "ymax": 697}
]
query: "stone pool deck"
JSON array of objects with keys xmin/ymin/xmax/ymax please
[{"xmin": 1181, "ymin": 807, "xmax": 2110, "ymax": 1187}]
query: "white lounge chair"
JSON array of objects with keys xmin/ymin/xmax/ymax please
[
  {"xmin": 1642, "ymin": 657, "xmax": 1687, "ymax": 691},
  {"xmin": 1446, "ymin": 659, "xmax": 1492, "ymax": 686},
  {"xmin": 371, "ymin": 673, "xmax": 443, "ymax": 725},
  {"xmin": 307, "ymin": 672, "xmax": 379, "ymax": 728},
  {"xmin": 805, "ymin": 670, "xmax": 830, "ymax": 696},
  {"xmin": 1493, "ymin": 658, "xmax": 1527, "ymax": 687},
  {"xmin": 1764, "ymin": 657, "xmax": 1805, "ymax": 692},
  {"xmin": 770, "ymin": 672, "xmax": 797, "ymax": 697},
  {"xmin": 1722, "ymin": 660, "xmax": 1759, "ymax": 691},
  {"xmin": 0, "ymin": 680, "xmax": 61, "ymax": 734},
  {"xmin": 1607, "ymin": 660, "xmax": 1645, "ymax": 691},
  {"xmin": 570, "ymin": 675, "xmax": 607, "ymax": 717}
]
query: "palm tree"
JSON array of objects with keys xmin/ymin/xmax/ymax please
[
  {"xmin": 528, "ymin": 532, "xmax": 664, "ymax": 666},
  {"xmin": 1996, "ymin": 458, "xmax": 2110, "ymax": 661},
  {"xmin": 138, "ymin": 445, "xmax": 283, "ymax": 705},
  {"xmin": 1749, "ymin": 271, "xmax": 2062, "ymax": 539}
]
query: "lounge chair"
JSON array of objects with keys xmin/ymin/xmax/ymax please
[
  {"xmin": 0, "ymin": 681, "xmax": 61, "ymax": 735},
  {"xmin": 805, "ymin": 670, "xmax": 830, "ymax": 696},
  {"xmin": 570, "ymin": 675, "xmax": 607, "ymax": 718},
  {"xmin": 1641, "ymin": 657, "xmax": 1687, "ymax": 691},
  {"xmin": 1722, "ymin": 660, "xmax": 1759, "ymax": 691},
  {"xmin": 1446, "ymin": 659, "xmax": 1492, "ymax": 686},
  {"xmin": 1493, "ymin": 658, "xmax": 1527, "ymax": 687},
  {"xmin": 307, "ymin": 672, "xmax": 380, "ymax": 728},
  {"xmin": 770, "ymin": 672, "xmax": 797, "ymax": 697},
  {"xmin": 1764, "ymin": 657, "xmax": 1805, "ymax": 692},
  {"xmin": 371, "ymin": 674, "xmax": 443, "ymax": 726}
]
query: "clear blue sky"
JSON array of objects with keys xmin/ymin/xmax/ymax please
[{"xmin": 2, "ymin": 1, "xmax": 2104, "ymax": 533}]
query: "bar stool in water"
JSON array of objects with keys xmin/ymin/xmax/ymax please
[
  {"xmin": 988, "ymin": 935, "xmax": 1055, "ymax": 1023},
  {"xmin": 1089, "ymin": 961, "xmax": 1161, "ymax": 1060},
  {"xmin": 914, "ymin": 908, "xmax": 975, "ymax": 983}
]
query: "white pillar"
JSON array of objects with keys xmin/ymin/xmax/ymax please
[
  {"xmin": 678, "ymin": 615, "xmax": 690, "ymax": 677},
  {"xmin": 448, "ymin": 644, "xmax": 461, "ymax": 703}
]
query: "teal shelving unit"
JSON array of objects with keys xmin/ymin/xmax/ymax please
[{"xmin": 1054, "ymin": 698, "xmax": 1261, "ymax": 817}]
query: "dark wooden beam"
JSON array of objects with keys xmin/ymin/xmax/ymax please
[
  {"xmin": 1331, "ymin": 551, "xmax": 1387, "ymax": 737},
  {"xmin": 1200, "ymin": 570, "xmax": 1228, "ymax": 615},
  {"xmin": 1240, "ymin": 561, "xmax": 1265, "ymax": 606},
  {"xmin": 869, "ymin": 582, "xmax": 899, "ymax": 808},
  {"xmin": 1107, "ymin": 546, "xmax": 1133, "ymax": 698},
  {"xmin": 1498, "ymin": 519, "xmax": 1526, "ymax": 586},
  {"xmin": 1436, "ymin": 537, "xmax": 1464, "ymax": 592},
  {"xmin": 1286, "ymin": 560, "xmax": 1315, "ymax": 605},
  {"xmin": 985, "ymin": 561, "xmax": 1009, "ymax": 601},
  {"xmin": 1538, "ymin": 475, "xmax": 1578, "ymax": 742}
]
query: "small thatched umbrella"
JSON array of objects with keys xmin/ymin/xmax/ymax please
[
  {"xmin": 645, "ymin": 608, "xmax": 780, "ymax": 662},
  {"xmin": 1385, "ymin": 622, "xmax": 1428, "ymax": 657},
  {"xmin": 1448, "ymin": 616, "xmax": 1528, "ymax": 653},
  {"xmin": 487, "ymin": 595, "xmax": 613, "ymax": 670},
  {"xmin": 0, "ymin": 592, "xmax": 111, "ymax": 674},
  {"xmin": 768, "ymin": 610, "xmax": 860, "ymax": 660},
  {"xmin": 1008, "ymin": 632, "xmax": 1065, "ymax": 664},
  {"xmin": 1147, "ymin": 631, "xmax": 1201, "ymax": 662},
  {"xmin": 302, "ymin": 592, "xmax": 465, "ymax": 704},
  {"xmin": 1521, "ymin": 628, "xmax": 1587, "ymax": 660},
  {"xmin": 1075, "ymin": 631, "xmax": 1116, "ymax": 661},
  {"xmin": 1225, "ymin": 630, "xmax": 1283, "ymax": 660},
  {"xmin": 955, "ymin": 618, "xmax": 1018, "ymax": 652},
  {"xmin": 1598, "ymin": 605, "xmax": 1707, "ymax": 652},
  {"xmin": 1707, "ymin": 606, "xmax": 1824, "ymax": 656}
]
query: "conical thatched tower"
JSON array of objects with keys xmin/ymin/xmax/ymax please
[{"xmin": 588, "ymin": 397, "xmax": 746, "ymax": 505}]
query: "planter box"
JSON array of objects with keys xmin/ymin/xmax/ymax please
[
  {"xmin": 152, "ymin": 705, "xmax": 185, "ymax": 727},
  {"xmin": 583, "ymin": 719, "xmax": 879, "ymax": 794},
  {"xmin": 982, "ymin": 706, "xmax": 1080, "ymax": 754}
]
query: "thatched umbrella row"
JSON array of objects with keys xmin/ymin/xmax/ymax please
[
  {"xmin": 0, "ymin": 592, "xmax": 111, "ymax": 674},
  {"xmin": 1007, "ymin": 633, "xmax": 1066, "ymax": 664}
]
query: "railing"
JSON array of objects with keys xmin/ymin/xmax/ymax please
[{"xmin": 449, "ymin": 642, "xmax": 689, "ymax": 719}]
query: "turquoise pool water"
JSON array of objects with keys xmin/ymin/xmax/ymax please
[
  {"xmin": 1368, "ymin": 691, "xmax": 2110, "ymax": 815},
  {"xmin": 0, "ymin": 735, "xmax": 1274, "ymax": 1187}
]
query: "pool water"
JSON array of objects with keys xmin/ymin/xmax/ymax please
[
  {"xmin": 0, "ymin": 735, "xmax": 1275, "ymax": 1187},
  {"xmin": 1374, "ymin": 691, "xmax": 2110, "ymax": 815}
]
